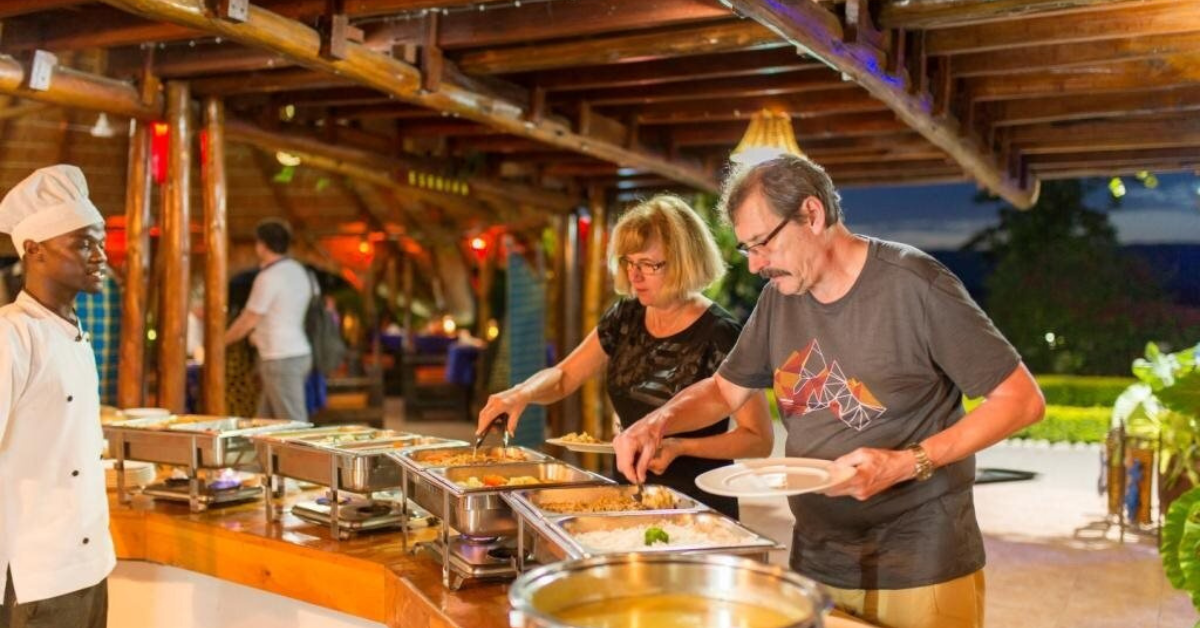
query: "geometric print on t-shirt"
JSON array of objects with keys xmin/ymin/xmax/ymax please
[{"xmin": 773, "ymin": 339, "xmax": 886, "ymax": 431}]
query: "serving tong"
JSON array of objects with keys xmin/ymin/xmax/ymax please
[{"xmin": 472, "ymin": 412, "xmax": 510, "ymax": 454}]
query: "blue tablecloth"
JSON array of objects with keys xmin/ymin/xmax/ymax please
[{"xmin": 446, "ymin": 343, "xmax": 481, "ymax": 386}]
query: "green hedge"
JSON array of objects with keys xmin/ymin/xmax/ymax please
[
  {"xmin": 1012, "ymin": 405, "xmax": 1111, "ymax": 444},
  {"xmin": 1034, "ymin": 375, "xmax": 1135, "ymax": 407}
]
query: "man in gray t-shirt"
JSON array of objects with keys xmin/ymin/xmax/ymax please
[{"xmin": 614, "ymin": 155, "xmax": 1045, "ymax": 628}]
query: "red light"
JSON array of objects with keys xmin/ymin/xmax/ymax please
[
  {"xmin": 358, "ymin": 241, "xmax": 372, "ymax": 255},
  {"xmin": 150, "ymin": 122, "xmax": 169, "ymax": 184},
  {"xmin": 470, "ymin": 236, "xmax": 487, "ymax": 251}
]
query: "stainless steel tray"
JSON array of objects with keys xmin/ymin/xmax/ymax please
[
  {"xmin": 538, "ymin": 511, "xmax": 781, "ymax": 562},
  {"xmin": 407, "ymin": 461, "xmax": 613, "ymax": 537},
  {"xmin": 252, "ymin": 425, "xmax": 381, "ymax": 443},
  {"xmin": 104, "ymin": 416, "xmax": 309, "ymax": 469},
  {"xmin": 255, "ymin": 432, "xmax": 465, "ymax": 492},
  {"xmin": 395, "ymin": 445, "xmax": 551, "ymax": 470}
]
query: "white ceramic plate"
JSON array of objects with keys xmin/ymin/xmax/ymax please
[
  {"xmin": 695, "ymin": 457, "xmax": 856, "ymax": 498},
  {"xmin": 121, "ymin": 407, "xmax": 171, "ymax": 419},
  {"xmin": 545, "ymin": 437, "xmax": 616, "ymax": 454}
]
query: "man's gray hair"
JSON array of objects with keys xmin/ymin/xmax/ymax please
[{"xmin": 717, "ymin": 154, "xmax": 844, "ymax": 227}]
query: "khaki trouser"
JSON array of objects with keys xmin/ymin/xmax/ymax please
[
  {"xmin": 1, "ymin": 568, "xmax": 107, "ymax": 628},
  {"xmin": 824, "ymin": 569, "xmax": 985, "ymax": 628}
]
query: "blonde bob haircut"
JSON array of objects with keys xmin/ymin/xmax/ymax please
[{"xmin": 608, "ymin": 194, "xmax": 727, "ymax": 302}]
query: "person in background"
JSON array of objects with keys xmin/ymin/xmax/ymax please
[
  {"xmin": 225, "ymin": 269, "xmax": 262, "ymax": 419},
  {"xmin": 614, "ymin": 155, "xmax": 1045, "ymax": 628},
  {"xmin": 224, "ymin": 219, "xmax": 312, "ymax": 423},
  {"xmin": 75, "ymin": 265, "xmax": 120, "ymax": 405},
  {"xmin": 0, "ymin": 164, "xmax": 115, "ymax": 628},
  {"xmin": 476, "ymin": 194, "xmax": 773, "ymax": 518}
]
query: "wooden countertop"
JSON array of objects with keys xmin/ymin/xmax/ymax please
[{"xmin": 109, "ymin": 493, "xmax": 509, "ymax": 628}]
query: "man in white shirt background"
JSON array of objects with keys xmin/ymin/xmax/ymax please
[
  {"xmin": 224, "ymin": 219, "xmax": 313, "ymax": 423},
  {"xmin": 0, "ymin": 165, "xmax": 115, "ymax": 628}
]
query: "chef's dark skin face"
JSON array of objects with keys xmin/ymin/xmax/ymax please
[{"xmin": 22, "ymin": 222, "xmax": 107, "ymax": 319}]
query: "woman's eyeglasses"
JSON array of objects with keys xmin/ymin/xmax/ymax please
[{"xmin": 618, "ymin": 257, "xmax": 668, "ymax": 276}]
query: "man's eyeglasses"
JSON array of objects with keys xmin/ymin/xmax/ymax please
[
  {"xmin": 618, "ymin": 257, "xmax": 668, "ymax": 276},
  {"xmin": 736, "ymin": 214, "xmax": 794, "ymax": 258}
]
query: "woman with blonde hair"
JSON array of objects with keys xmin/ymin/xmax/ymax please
[{"xmin": 476, "ymin": 194, "xmax": 772, "ymax": 517}]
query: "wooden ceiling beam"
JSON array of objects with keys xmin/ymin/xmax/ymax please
[
  {"xmin": 878, "ymin": 0, "xmax": 1139, "ymax": 30},
  {"xmin": 968, "ymin": 53, "xmax": 1200, "ymax": 101},
  {"xmin": 455, "ymin": 20, "xmax": 778, "ymax": 75},
  {"xmin": 364, "ymin": 0, "xmax": 732, "ymax": 51},
  {"xmin": 668, "ymin": 113, "xmax": 909, "ymax": 147},
  {"xmin": 1034, "ymin": 163, "xmax": 1200, "ymax": 179},
  {"xmin": 1, "ymin": 7, "xmax": 202, "ymax": 51},
  {"xmin": 1027, "ymin": 147, "xmax": 1200, "ymax": 170},
  {"xmin": 837, "ymin": 173, "xmax": 966, "ymax": 188},
  {"xmin": 925, "ymin": 1, "xmax": 1200, "ymax": 56},
  {"xmin": 1007, "ymin": 115, "xmax": 1200, "ymax": 153},
  {"xmin": 226, "ymin": 117, "xmax": 578, "ymax": 211},
  {"xmin": 191, "ymin": 68, "xmax": 356, "ymax": 95},
  {"xmin": 633, "ymin": 87, "xmax": 887, "ymax": 124},
  {"xmin": 110, "ymin": 45, "xmax": 294, "ymax": 79},
  {"xmin": 952, "ymin": 32, "xmax": 1200, "ymax": 78},
  {"xmin": 726, "ymin": 0, "xmax": 1036, "ymax": 208},
  {"xmin": 0, "ymin": 0, "xmax": 89, "ymax": 19},
  {"xmin": 0, "ymin": 53, "xmax": 162, "ymax": 119},
  {"xmin": 101, "ymin": 0, "xmax": 716, "ymax": 191},
  {"xmin": 550, "ymin": 68, "xmax": 844, "ymax": 107},
  {"xmin": 988, "ymin": 85, "xmax": 1200, "ymax": 127},
  {"xmin": 527, "ymin": 45, "xmax": 806, "ymax": 92}
]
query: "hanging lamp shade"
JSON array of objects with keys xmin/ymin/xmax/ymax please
[{"xmin": 731, "ymin": 109, "xmax": 806, "ymax": 166}]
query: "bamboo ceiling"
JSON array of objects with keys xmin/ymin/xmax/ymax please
[{"xmin": 1, "ymin": 0, "xmax": 1199, "ymax": 235}]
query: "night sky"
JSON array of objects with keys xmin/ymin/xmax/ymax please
[{"xmin": 837, "ymin": 172, "xmax": 1200, "ymax": 251}]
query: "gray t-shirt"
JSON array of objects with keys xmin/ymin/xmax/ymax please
[{"xmin": 718, "ymin": 237, "xmax": 1020, "ymax": 589}]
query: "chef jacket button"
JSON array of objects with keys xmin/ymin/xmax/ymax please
[
  {"xmin": 72, "ymin": 470, "xmax": 80, "ymax": 477},
  {"xmin": 67, "ymin": 395, "xmax": 73, "ymax": 402},
  {"xmin": 82, "ymin": 537, "xmax": 89, "ymax": 545}
]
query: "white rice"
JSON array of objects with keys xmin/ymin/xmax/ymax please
[{"xmin": 572, "ymin": 519, "xmax": 749, "ymax": 552}]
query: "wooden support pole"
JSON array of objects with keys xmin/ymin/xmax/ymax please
[
  {"xmin": 202, "ymin": 96, "xmax": 229, "ymax": 415},
  {"xmin": 579, "ymin": 184, "xmax": 608, "ymax": 471},
  {"xmin": 159, "ymin": 81, "xmax": 192, "ymax": 414},
  {"xmin": 118, "ymin": 119, "xmax": 153, "ymax": 409}
]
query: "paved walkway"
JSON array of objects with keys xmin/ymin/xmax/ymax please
[{"xmin": 388, "ymin": 405, "xmax": 1198, "ymax": 627}]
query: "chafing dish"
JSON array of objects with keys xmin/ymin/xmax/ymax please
[
  {"xmin": 533, "ymin": 511, "xmax": 782, "ymax": 563},
  {"xmin": 408, "ymin": 462, "xmax": 613, "ymax": 537},
  {"xmin": 509, "ymin": 553, "xmax": 831, "ymax": 628},
  {"xmin": 103, "ymin": 415, "xmax": 309, "ymax": 511},
  {"xmin": 392, "ymin": 456, "xmax": 611, "ymax": 590},
  {"xmin": 254, "ymin": 429, "xmax": 465, "ymax": 537},
  {"xmin": 254, "ymin": 431, "xmax": 462, "ymax": 492},
  {"xmin": 502, "ymin": 484, "xmax": 710, "ymax": 569}
]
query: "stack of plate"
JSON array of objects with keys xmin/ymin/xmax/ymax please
[
  {"xmin": 120, "ymin": 407, "xmax": 171, "ymax": 420},
  {"xmin": 103, "ymin": 459, "xmax": 157, "ymax": 489}
]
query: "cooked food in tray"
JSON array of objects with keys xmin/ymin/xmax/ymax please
[
  {"xmin": 573, "ymin": 519, "xmax": 750, "ymax": 552},
  {"xmin": 539, "ymin": 488, "xmax": 674, "ymax": 513},
  {"xmin": 456, "ymin": 474, "xmax": 541, "ymax": 488},
  {"xmin": 414, "ymin": 447, "xmax": 532, "ymax": 467}
]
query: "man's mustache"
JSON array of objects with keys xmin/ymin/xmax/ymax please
[{"xmin": 759, "ymin": 268, "xmax": 791, "ymax": 279}]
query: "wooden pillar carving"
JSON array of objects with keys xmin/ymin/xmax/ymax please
[
  {"xmin": 118, "ymin": 119, "xmax": 153, "ymax": 408},
  {"xmin": 202, "ymin": 96, "xmax": 228, "ymax": 415},
  {"xmin": 159, "ymin": 81, "xmax": 192, "ymax": 414}
]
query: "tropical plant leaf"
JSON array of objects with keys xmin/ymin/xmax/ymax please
[
  {"xmin": 1161, "ymin": 487, "xmax": 1200, "ymax": 590},
  {"xmin": 1161, "ymin": 371, "xmax": 1200, "ymax": 418},
  {"xmin": 1180, "ymin": 507, "xmax": 1200, "ymax": 610}
]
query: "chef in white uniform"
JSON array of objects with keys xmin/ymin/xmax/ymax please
[{"xmin": 0, "ymin": 165, "xmax": 114, "ymax": 628}]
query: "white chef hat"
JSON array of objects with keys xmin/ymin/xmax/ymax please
[{"xmin": 0, "ymin": 164, "xmax": 105, "ymax": 258}]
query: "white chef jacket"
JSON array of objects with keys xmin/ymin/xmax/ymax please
[{"xmin": 0, "ymin": 291, "xmax": 115, "ymax": 604}]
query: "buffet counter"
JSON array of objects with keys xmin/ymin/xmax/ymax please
[{"xmin": 108, "ymin": 493, "xmax": 509, "ymax": 628}]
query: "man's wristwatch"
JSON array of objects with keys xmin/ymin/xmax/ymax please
[{"xmin": 906, "ymin": 444, "xmax": 935, "ymax": 481}]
